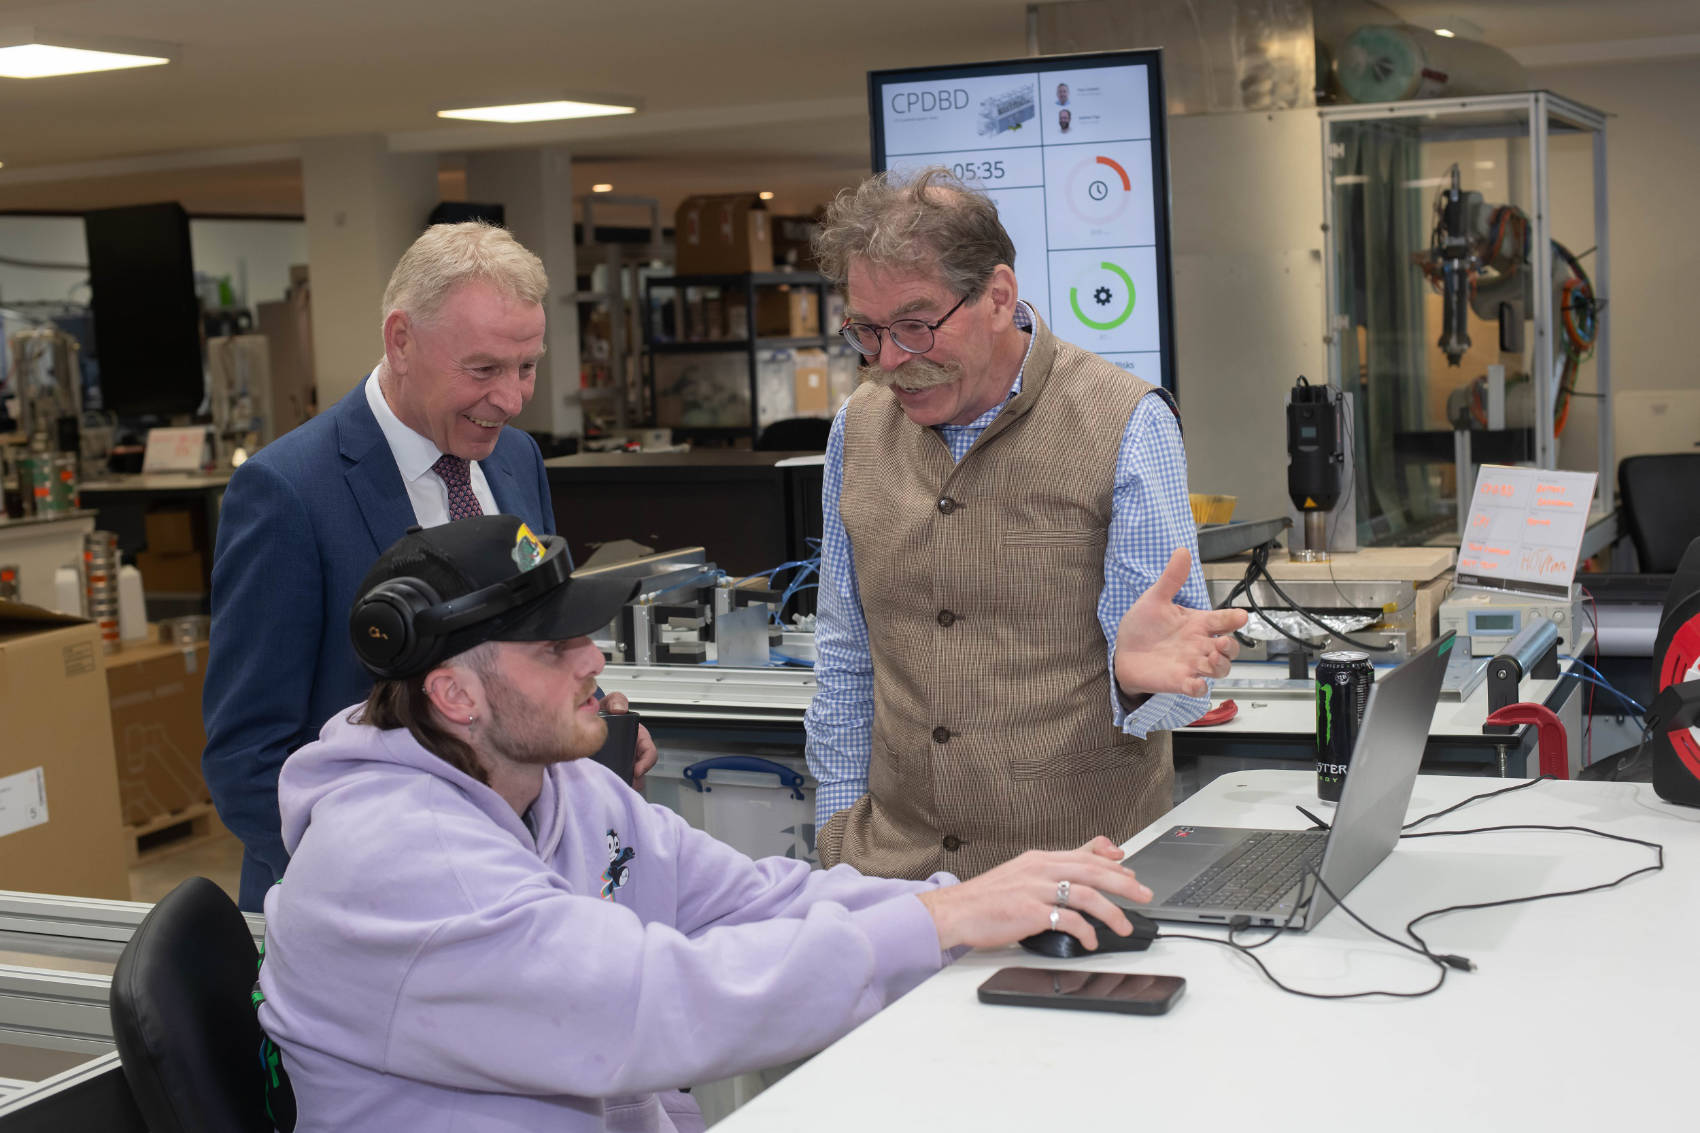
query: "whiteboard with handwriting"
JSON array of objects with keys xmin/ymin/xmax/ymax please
[
  {"xmin": 142, "ymin": 426, "xmax": 209, "ymax": 474},
  {"xmin": 1456, "ymin": 465, "xmax": 1598, "ymax": 597}
]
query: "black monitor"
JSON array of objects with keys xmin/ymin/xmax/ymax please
[
  {"xmin": 868, "ymin": 50, "xmax": 1177, "ymax": 394},
  {"xmin": 83, "ymin": 202, "xmax": 205, "ymax": 419}
]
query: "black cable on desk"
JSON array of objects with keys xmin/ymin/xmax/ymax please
[
  {"xmin": 1152, "ymin": 780, "xmax": 1665, "ymax": 1001},
  {"xmin": 1215, "ymin": 542, "xmax": 1325, "ymax": 653},
  {"xmin": 1398, "ymin": 823, "xmax": 1666, "ymax": 961},
  {"xmin": 1157, "ymin": 870, "xmax": 1455, "ymax": 1001},
  {"xmin": 1400, "ymin": 775, "xmax": 1549, "ymax": 831},
  {"xmin": 1215, "ymin": 541, "xmax": 1395, "ymax": 654}
]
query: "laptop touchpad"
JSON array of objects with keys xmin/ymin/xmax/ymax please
[{"xmin": 1125, "ymin": 832, "xmax": 1244, "ymax": 898}]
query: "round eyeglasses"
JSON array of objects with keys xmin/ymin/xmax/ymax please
[{"xmin": 840, "ymin": 294, "xmax": 968, "ymax": 357}]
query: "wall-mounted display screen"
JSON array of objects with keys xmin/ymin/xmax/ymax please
[
  {"xmin": 869, "ymin": 50, "xmax": 1176, "ymax": 392},
  {"xmin": 84, "ymin": 202, "xmax": 205, "ymax": 419}
]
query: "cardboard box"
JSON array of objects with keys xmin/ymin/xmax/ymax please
[
  {"xmin": 135, "ymin": 550, "xmax": 206, "ymax": 595},
  {"xmin": 675, "ymin": 195, "xmax": 773, "ymax": 275},
  {"xmin": 793, "ymin": 349, "xmax": 830, "ymax": 417},
  {"xmin": 755, "ymin": 287, "xmax": 820, "ymax": 338},
  {"xmin": 105, "ymin": 636, "xmax": 212, "ymax": 827},
  {"xmin": 0, "ymin": 601, "xmax": 130, "ymax": 899},
  {"xmin": 144, "ymin": 509, "xmax": 198, "ymax": 554},
  {"xmin": 1410, "ymin": 572, "xmax": 1452, "ymax": 652},
  {"xmin": 256, "ymin": 292, "xmax": 317, "ymax": 437}
]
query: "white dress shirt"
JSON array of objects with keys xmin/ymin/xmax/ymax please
[{"xmin": 364, "ymin": 367, "xmax": 498, "ymax": 526}]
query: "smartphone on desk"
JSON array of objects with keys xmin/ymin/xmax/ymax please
[{"xmin": 977, "ymin": 967, "xmax": 1185, "ymax": 1016}]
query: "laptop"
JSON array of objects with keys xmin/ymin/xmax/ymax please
[{"xmin": 1118, "ymin": 632, "xmax": 1456, "ymax": 931}]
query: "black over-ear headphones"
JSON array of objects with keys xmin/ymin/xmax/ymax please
[{"xmin": 350, "ymin": 534, "xmax": 573, "ymax": 680}]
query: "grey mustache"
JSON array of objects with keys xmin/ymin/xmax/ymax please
[{"xmin": 858, "ymin": 356, "xmax": 964, "ymax": 391}]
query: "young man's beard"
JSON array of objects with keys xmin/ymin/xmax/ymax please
[
  {"xmin": 478, "ymin": 678, "xmax": 605, "ymax": 767},
  {"xmin": 860, "ymin": 355, "xmax": 964, "ymax": 393}
]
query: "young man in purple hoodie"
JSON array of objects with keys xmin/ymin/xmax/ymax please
[{"xmin": 256, "ymin": 514, "xmax": 1157, "ymax": 1133}]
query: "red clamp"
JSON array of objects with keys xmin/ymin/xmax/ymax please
[
  {"xmin": 1483, "ymin": 703, "xmax": 1568, "ymax": 779},
  {"xmin": 1186, "ymin": 699, "xmax": 1238, "ymax": 727}
]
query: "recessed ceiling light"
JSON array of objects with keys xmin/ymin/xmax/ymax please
[
  {"xmin": 758, "ymin": 191, "xmax": 775, "ymax": 201},
  {"xmin": 592, "ymin": 183, "xmax": 613, "ymax": 193},
  {"xmin": 437, "ymin": 99, "xmax": 637, "ymax": 124},
  {"xmin": 0, "ymin": 28, "xmax": 173, "ymax": 78},
  {"xmin": 1434, "ymin": 28, "xmax": 1456, "ymax": 38}
]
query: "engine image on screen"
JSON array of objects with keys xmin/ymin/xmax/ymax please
[
  {"xmin": 978, "ymin": 86, "xmax": 1037, "ymax": 136},
  {"xmin": 871, "ymin": 50, "xmax": 1176, "ymax": 393}
]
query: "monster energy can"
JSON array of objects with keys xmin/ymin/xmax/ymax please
[{"xmin": 1315, "ymin": 651, "xmax": 1374, "ymax": 803}]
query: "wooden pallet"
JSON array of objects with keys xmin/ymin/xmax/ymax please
[{"xmin": 124, "ymin": 802, "xmax": 224, "ymax": 866}]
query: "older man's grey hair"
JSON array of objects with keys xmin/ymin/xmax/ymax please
[
  {"xmin": 380, "ymin": 221, "xmax": 548, "ymax": 329},
  {"xmin": 812, "ymin": 167, "xmax": 1016, "ymax": 302}
]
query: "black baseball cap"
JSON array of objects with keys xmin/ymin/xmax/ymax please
[{"xmin": 351, "ymin": 515, "xmax": 636, "ymax": 678}]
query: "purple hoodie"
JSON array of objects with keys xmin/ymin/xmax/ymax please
[{"xmin": 257, "ymin": 708, "xmax": 955, "ymax": 1132}]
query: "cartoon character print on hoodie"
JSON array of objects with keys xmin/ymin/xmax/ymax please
[{"xmin": 601, "ymin": 828, "xmax": 636, "ymax": 899}]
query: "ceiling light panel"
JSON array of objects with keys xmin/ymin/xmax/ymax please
[
  {"xmin": 437, "ymin": 100, "xmax": 636, "ymax": 124},
  {"xmin": 0, "ymin": 28, "xmax": 173, "ymax": 78}
]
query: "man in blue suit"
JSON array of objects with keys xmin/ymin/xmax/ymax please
[{"xmin": 205, "ymin": 222, "xmax": 651, "ymax": 910}]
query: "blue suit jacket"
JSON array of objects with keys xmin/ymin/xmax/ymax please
[{"xmin": 202, "ymin": 381, "xmax": 555, "ymax": 909}]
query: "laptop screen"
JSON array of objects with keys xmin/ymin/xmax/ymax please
[{"xmin": 1303, "ymin": 633, "xmax": 1455, "ymax": 924}]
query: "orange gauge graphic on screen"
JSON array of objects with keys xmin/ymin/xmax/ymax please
[{"xmin": 1066, "ymin": 154, "xmax": 1134, "ymax": 227}]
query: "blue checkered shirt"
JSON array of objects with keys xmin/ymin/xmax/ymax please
[{"xmin": 805, "ymin": 303, "xmax": 1212, "ymax": 826}]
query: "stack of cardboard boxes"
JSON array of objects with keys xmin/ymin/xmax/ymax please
[
  {"xmin": 674, "ymin": 194, "xmax": 773, "ymax": 275},
  {"xmin": 659, "ymin": 197, "xmax": 837, "ymax": 433},
  {"xmin": 135, "ymin": 509, "xmax": 205, "ymax": 595},
  {"xmin": 1, "ymin": 594, "xmax": 219, "ymax": 899},
  {"xmin": 0, "ymin": 602, "xmax": 131, "ymax": 899},
  {"xmin": 754, "ymin": 287, "xmax": 821, "ymax": 339}
]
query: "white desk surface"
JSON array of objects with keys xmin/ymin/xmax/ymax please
[
  {"xmin": 0, "ymin": 509, "xmax": 98, "ymax": 531},
  {"xmin": 718, "ymin": 771, "xmax": 1699, "ymax": 1132},
  {"xmin": 80, "ymin": 474, "xmax": 230, "ymax": 492}
]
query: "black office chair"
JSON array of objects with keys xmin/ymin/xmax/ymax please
[
  {"xmin": 754, "ymin": 416, "xmax": 832, "ymax": 452},
  {"xmin": 1619, "ymin": 454, "xmax": 1700, "ymax": 572},
  {"xmin": 109, "ymin": 877, "xmax": 296, "ymax": 1133}
]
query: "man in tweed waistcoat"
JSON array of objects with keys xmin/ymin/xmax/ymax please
[{"xmin": 805, "ymin": 168, "xmax": 1246, "ymax": 881}]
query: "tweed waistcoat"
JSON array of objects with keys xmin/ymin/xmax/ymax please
[{"xmin": 819, "ymin": 310, "xmax": 1175, "ymax": 880}]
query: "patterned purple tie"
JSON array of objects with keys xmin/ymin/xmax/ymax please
[{"xmin": 433, "ymin": 454, "xmax": 483, "ymax": 521}]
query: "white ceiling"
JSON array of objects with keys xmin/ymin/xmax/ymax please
[
  {"xmin": 0, "ymin": 0, "xmax": 1694, "ymax": 215},
  {"xmin": 0, "ymin": 1, "xmax": 1025, "ymax": 166}
]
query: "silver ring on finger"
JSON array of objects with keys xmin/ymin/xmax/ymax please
[
  {"xmin": 1055, "ymin": 879, "xmax": 1071, "ymax": 906},
  {"xmin": 1049, "ymin": 907, "xmax": 1060, "ymax": 930}
]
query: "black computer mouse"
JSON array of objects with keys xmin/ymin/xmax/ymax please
[{"xmin": 1019, "ymin": 909, "xmax": 1159, "ymax": 959}]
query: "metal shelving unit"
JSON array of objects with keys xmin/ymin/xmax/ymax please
[
  {"xmin": 575, "ymin": 194, "xmax": 670, "ymax": 435},
  {"xmin": 642, "ymin": 272, "xmax": 836, "ymax": 442}
]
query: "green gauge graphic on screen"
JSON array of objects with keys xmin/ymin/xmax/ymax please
[{"xmin": 1070, "ymin": 261, "xmax": 1135, "ymax": 330}]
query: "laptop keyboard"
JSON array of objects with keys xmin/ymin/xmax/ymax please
[{"xmin": 1165, "ymin": 830, "xmax": 1324, "ymax": 912}]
